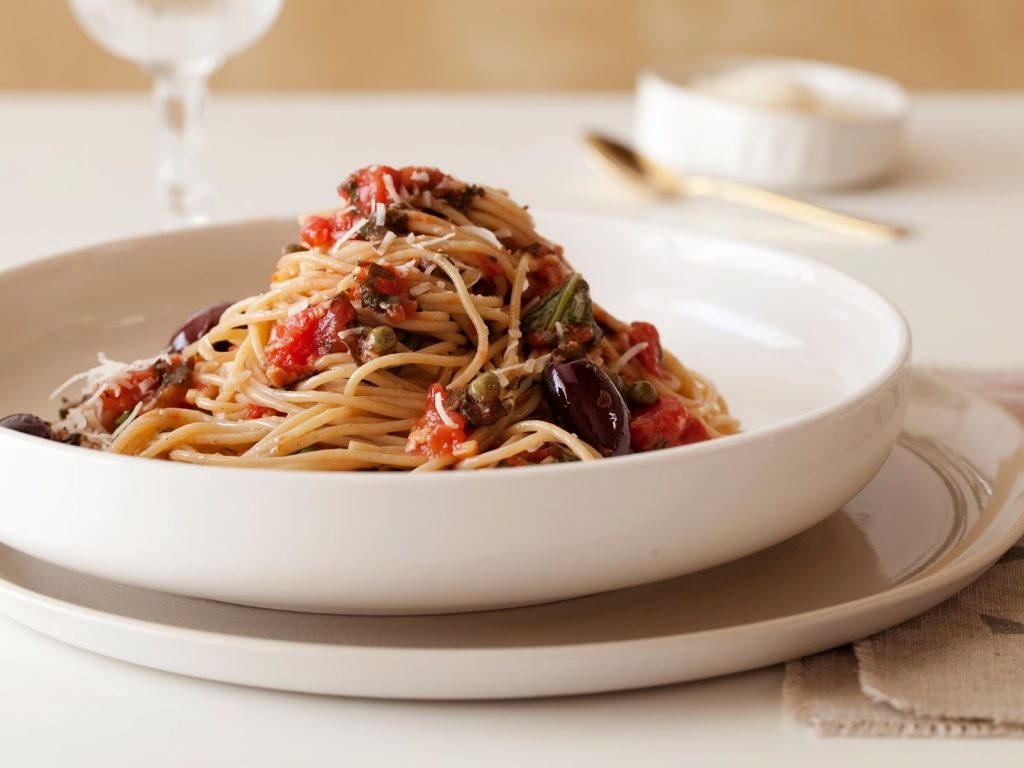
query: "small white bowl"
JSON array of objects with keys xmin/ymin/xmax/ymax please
[
  {"xmin": 0, "ymin": 215, "xmax": 910, "ymax": 614},
  {"xmin": 636, "ymin": 56, "xmax": 909, "ymax": 189}
]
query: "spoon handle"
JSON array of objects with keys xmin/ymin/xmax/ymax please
[{"xmin": 681, "ymin": 176, "xmax": 908, "ymax": 243}]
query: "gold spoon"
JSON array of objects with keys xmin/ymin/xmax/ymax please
[{"xmin": 584, "ymin": 132, "xmax": 908, "ymax": 243}]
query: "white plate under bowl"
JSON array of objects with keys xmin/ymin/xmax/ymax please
[
  {"xmin": 0, "ymin": 214, "xmax": 909, "ymax": 614},
  {"xmin": 0, "ymin": 372, "xmax": 1019, "ymax": 699}
]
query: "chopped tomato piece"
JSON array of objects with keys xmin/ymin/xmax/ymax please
[
  {"xmin": 397, "ymin": 166, "xmax": 448, "ymax": 190},
  {"xmin": 405, "ymin": 383, "xmax": 468, "ymax": 459},
  {"xmin": 264, "ymin": 296, "xmax": 356, "ymax": 388},
  {"xmin": 629, "ymin": 396, "xmax": 710, "ymax": 452},
  {"xmin": 300, "ymin": 215, "xmax": 340, "ymax": 249},
  {"xmin": 466, "ymin": 252, "xmax": 503, "ymax": 279},
  {"xmin": 300, "ymin": 212, "xmax": 362, "ymax": 250},
  {"xmin": 96, "ymin": 355, "xmax": 194, "ymax": 432},
  {"xmin": 627, "ymin": 321, "xmax": 663, "ymax": 375},
  {"xmin": 97, "ymin": 369, "xmax": 160, "ymax": 432},
  {"xmin": 337, "ymin": 165, "xmax": 402, "ymax": 214},
  {"xmin": 350, "ymin": 261, "xmax": 418, "ymax": 323},
  {"xmin": 244, "ymin": 403, "xmax": 282, "ymax": 419}
]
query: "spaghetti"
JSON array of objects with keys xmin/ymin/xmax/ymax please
[{"xmin": 45, "ymin": 166, "xmax": 739, "ymax": 470}]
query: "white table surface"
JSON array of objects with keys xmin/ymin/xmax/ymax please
[{"xmin": 1, "ymin": 92, "xmax": 1023, "ymax": 765}]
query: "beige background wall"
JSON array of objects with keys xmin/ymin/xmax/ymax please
[{"xmin": 2, "ymin": 0, "xmax": 1023, "ymax": 91}]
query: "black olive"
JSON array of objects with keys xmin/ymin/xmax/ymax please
[
  {"xmin": 167, "ymin": 301, "xmax": 233, "ymax": 353},
  {"xmin": 543, "ymin": 358, "xmax": 630, "ymax": 457},
  {"xmin": 0, "ymin": 413, "xmax": 56, "ymax": 441}
]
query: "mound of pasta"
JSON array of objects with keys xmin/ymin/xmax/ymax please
[{"xmin": 10, "ymin": 166, "xmax": 739, "ymax": 470}]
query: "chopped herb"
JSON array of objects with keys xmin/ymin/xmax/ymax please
[
  {"xmin": 356, "ymin": 261, "xmax": 413, "ymax": 321},
  {"xmin": 114, "ymin": 411, "xmax": 132, "ymax": 428},
  {"xmin": 524, "ymin": 273, "xmax": 592, "ymax": 332},
  {"xmin": 522, "ymin": 273, "xmax": 598, "ymax": 350},
  {"xmin": 160, "ymin": 362, "xmax": 192, "ymax": 388},
  {"xmin": 359, "ymin": 208, "xmax": 410, "ymax": 240},
  {"xmin": 446, "ymin": 184, "xmax": 483, "ymax": 212},
  {"xmin": 339, "ymin": 178, "xmax": 359, "ymax": 203}
]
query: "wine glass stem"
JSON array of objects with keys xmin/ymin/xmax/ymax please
[{"xmin": 150, "ymin": 64, "xmax": 214, "ymax": 227}]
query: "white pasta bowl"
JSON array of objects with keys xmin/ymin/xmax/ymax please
[{"xmin": 0, "ymin": 215, "xmax": 910, "ymax": 614}]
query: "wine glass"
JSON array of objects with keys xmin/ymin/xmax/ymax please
[{"xmin": 68, "ymin": 0, "xmax": 283, "ymax": 226}]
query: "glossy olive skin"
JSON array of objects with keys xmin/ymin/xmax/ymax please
[
  {"xmin": 0, "ymin": 413, "xmax": 56, "ymax": 440},
  {"xmin": 167, "ymin": 301, "xmax": 233, "ymax": 353},
  {"xmin": 543, "ymin": 358, "xmax": 630, "ymax": 457}
]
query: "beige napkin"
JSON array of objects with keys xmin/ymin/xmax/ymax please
[{"xmin": 783, "ymin": 369, "xmax": 1024, "ymax": 737}]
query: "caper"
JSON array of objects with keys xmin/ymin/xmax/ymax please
[
  {"xmin": 281, "ymin": 242, "xmax": 306, "ymax": 255},
  {"xmin": 368, "ymin": 325, "xmax": 397, "ymax": 353},
  {"xmin": 626, "ymin": 379, "xmax": 658, "ymax": 407},
  {"xmin": 467, "ymin": 371, "xmax": 501, "ymax": 403}
]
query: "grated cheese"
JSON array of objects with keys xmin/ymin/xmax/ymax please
[
  {"xmin": 434, "ymin": 390, "xmax": 459, "ymax": 429},
  {"xmin": 49, "ymin": 352, "xmax": 171, "ymax": 449},
  {"xmin": 410, "ymin": 232, "xmax": 456, "ymax": 251},
  {"xmin": 375, "ymin": 202, "xmax": 386, "ymax": 226},
  {"xmin": 330, "ymin": 217, "xmax": 368, "ymax": 254},
  {"xmin": 410, "ymin": 170, "xmax": 430, "ymax": 183},
  {"xmin": 50, "ymin": 352, "xmax": 165, "ymax": 404},
  {"xmin": 382, "ymin": 173, "xmax": 403, "ymax": 204},
  {"xmin": 409, "ymin": 283, "xmax": 434, "ymax": 297},
  {"xmin": 460, "ymin": 225, "xmax": 503, "ymax": 250},
  {"xmin": 375, "ymin": 230, "xmax": 398, "ymax": 256}
]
